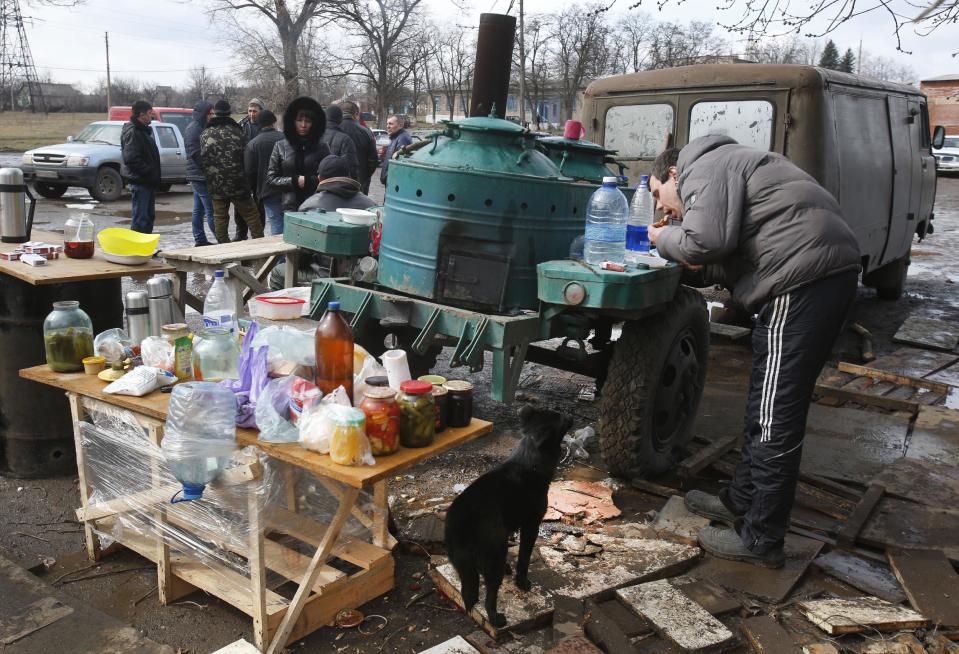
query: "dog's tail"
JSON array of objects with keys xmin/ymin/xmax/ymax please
[{"xmin": 451, "ymin": 554, "xmax": 480, "ymax": 612}]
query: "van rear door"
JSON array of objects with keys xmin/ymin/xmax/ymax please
[{"xmin": 883, "ymin": 95, "xmax": 918, "ymax": 267}]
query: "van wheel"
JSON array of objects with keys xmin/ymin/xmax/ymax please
[
  {"xmin": 598, "ymin": 286, "xmax": 709, "ymax": 479},
  {"xmin": 89, "ymin": 167, "xmax": 123, "ymax": 202},
  {"xmin": 867, "ymin": 257, "xmax": 909, "ymax": 301},
  {"xmin": 34, "ymin": 182, "xmax": 67, "ymax": 199}
]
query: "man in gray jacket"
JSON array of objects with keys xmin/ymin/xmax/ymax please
[{"xmin": 648, "ymin": 135, "xmax": 860, "ymax": 568}]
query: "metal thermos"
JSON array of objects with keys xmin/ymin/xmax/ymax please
[
  {"xmin": 125, "ymin": 290, "xmax": 151, "ymax": 345},
  {"xmin": 0, "ymin": 168, "xmax": 36, "ymax": 244},
  {"xmin": 146, "ymin": 276, "xmax": 183, "ymax": 337}
]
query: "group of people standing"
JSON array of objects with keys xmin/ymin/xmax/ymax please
[{"xmin": 120, "ymin": 97, "xmax": 410, "ymax": 246}]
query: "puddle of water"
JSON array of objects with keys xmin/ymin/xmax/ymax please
[{"xmin": 65, "ymin": 203, "xmax": 98, "ymax": 210}]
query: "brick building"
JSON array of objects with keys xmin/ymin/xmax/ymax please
[{"xmin": 920, "ymin": 74, "xmax": 959, "ymax": 135}]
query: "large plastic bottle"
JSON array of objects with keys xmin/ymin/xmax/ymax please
[
  {"xmin": 583, "ymin": 176, "xmax": 629, "ymax": 265},
  {"xmin": 625, "ymin": 174, "xmax": 654, "ymax": 263},
  {"xmin": 314, "ymin": 300, "xmax": 354, "ymax": 400},
  {"xmin": 203, "ymin": 270, "xmax": 236, "ymax": 333}
]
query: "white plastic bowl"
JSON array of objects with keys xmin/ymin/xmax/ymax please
[
  {"xmin": 253, "ymin": 296, "xmax": 306, "ymax": 320},
  {"xmin": 337, "ymin": 208, "xmax": 376, "ymax": 225}
]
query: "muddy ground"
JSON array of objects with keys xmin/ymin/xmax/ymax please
[{"xmin": 0, "ymin": 165, "xmax": 957, "ymax": 653}]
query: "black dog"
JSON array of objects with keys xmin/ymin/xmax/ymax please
[{"xmin": 444, "ymin": 404, "xmax": 573, "ymax": 627}]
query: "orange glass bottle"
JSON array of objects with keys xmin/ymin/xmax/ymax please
[{"xmin": 314, "ymin": 301, "xmax": 355, "ymax": 400}]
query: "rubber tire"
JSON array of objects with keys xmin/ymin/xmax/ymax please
[
  {"xmin": 598, "ymin": 285, "xmax": 709, "ymax": 479},
  {"xmin": 33, "ymin": 182, "xmax": 67, "ymax": 199},
  {"xmin": 356, "ymin": 324, "xmax": 442, "ymax": 379},
  {"xmin": 89, "ymin": 167, "xmax": 123, "ymax": 202},
  {"xmin": 158, "ymin": 183, "xmax": 173, "ymax": 193},
  {"xmin": 870, "ymin": 257, "xmax": 909, "ymax": 301}
]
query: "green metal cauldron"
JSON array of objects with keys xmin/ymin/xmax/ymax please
[{"xmin": 536, "ymin": 136, "xmax": 623, "ymax": 184}]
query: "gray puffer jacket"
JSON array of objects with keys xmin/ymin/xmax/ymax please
[{"xmin": 656, "ymin": 135, "xmax": 860, "ymax": 312}]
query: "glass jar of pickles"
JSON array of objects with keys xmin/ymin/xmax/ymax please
[
  {"xmin": 43, "ymin": 301, "xmax": 94, "ymax": 372},
  {"xmin": 398, "ymin": 380, "xmax": 435, "ymax": 448},
  {"xmin": 330, "ymin": 408, "xmax": 369, "ymax": 466},
  {"xmin": 360, "ymin": 387, "xmax": 400, "ymax": 455}
]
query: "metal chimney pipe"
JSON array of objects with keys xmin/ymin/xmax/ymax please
[{"xmin": 470, "ymin": 13, "xmax": 517, "ymax": 119}]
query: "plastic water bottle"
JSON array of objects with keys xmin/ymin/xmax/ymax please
[
  {"xmin": 583, "ymin": 176, "xmax": 629, "ymax": 265},
  {"xmin": 203, "ymin": 270, "xmax": 236, "ymax": 333},
  {"xmin": 626, "ymin": 175, "xmax": 654, "ymax": 263}
]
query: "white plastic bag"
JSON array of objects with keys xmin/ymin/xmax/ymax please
[
  {"xmin": 252, "ymin": 326, "xmax": 315, "ymax": 374},
  {"xmin": 141, "ymin": 336, "xmax": 175, "ymax": 372},
  {"xmin": 103, "ymin": 366, "xmax": 176, "ymax": 396},
  {"xmin": 562, "ymin": 426, "xmax": 594, "ymax": 461},
  {"xmin": 298, "ymin": 386, "xmax": 352, "ymax": 454},
  {"xmin": 94, "ymin": 328, "xmax": 132, "ymax": 364},
  {"xmin": 352, "ymin": 356, "xmax": 387, "ymax": 407},
  {"xmin": 255, "ymin": 375, "xmax": 321, "ymax": 443}
]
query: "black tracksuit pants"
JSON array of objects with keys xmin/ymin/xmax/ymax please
[{"xmin": 720, "ymin": 270, "xmax": 858, "ymax": 554}]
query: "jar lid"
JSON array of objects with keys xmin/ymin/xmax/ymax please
[
  {"xmin": 443, "ymin": 380, "xmax": 473, "ymax": 393},
  {"xmin": 200, "ymin": 326, "xmax": 231, "ymax": 337},
  {"xmin": 432, "ymin": 385, "xmax": 448, "ymax": 397},
  {"xmin": 364, "ymin": 387, "xmax": 398, "ymax": 400},
  {"xmin": 331, "ymin": 407, "xmax": 366, "ymax": 426},
  {"xmin": 366, "ymin": 375, "xmax": 390, "ymax": 387},
  {"xmin": 161, "ymin": 323, "xmax": 189, "ymax": 334},
  {"xmin": 400, "ymin": 380, "xmax": 433, "ymax": 395},
  {"xmin": 82, "ymin": 355, "xmax": 106, "ymax": 365},
  {"xmin": 418, "ymin": 374, "xmax": 447, "ymax": 385}
]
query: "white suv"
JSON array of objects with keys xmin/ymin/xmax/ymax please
[{"xmin": 933, "ymin": 134, "xmax": 959, "ymax": 173}]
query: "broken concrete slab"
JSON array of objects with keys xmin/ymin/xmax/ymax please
[
  {"xmin": 871, "ymin": 457, "xmax": 959, "ymax": 508},
  {"xmin": 418, "ymin": 636, "xmax": 483, "ymax": 654},
  {"xmin": 907, "ymin": 406, "xmax": 959, "ymax": 466},
  {"xmin": 893, "ymin": 316, "xmax": 959, "ymax": 352},
  {"xmin": 927, "ymin": 362, "xmax": 959, "ymax": 388},
  {"xmin": 465, "ymin": 630, "xmax": 551, "ymax": 654},
  {"xmin": 867, "ymin": 348, "xmax": 959, "ymax": 380},
  {"xmin": 800, "ymin": 405, "xmax": 911, "ymax": 484},
  {"xmin": 584, "ymin": 599, "xmax": 641, "ymax": 654},
  {"xmin": 544, "ymin": 480, "xmax": 622, "ymax": 523},
  {"xmin": 796, "ymin": 596, "xmax": 927, "ymax": 635},
  {"xmin": 887, "ymin": 548, "xmax": 959, "ymax": 629},
  {"xmin": 859, "ymin": 498, "xmax": 959, "ymax": 564},
  {"xmin": 0, "ymin": 597, "xmax": 74, "ymax": 646},
  {"xmin": 651, "ymin": 496, "xmax": 711, "ymax": 546},
  {"xmin": 740, "ymin": 615, "xmax": 803, "ymax": 654},
  {"xmin": 537, "ymin": 537, "xmax": 700, "ymax": 601},
  {"xmin": 431, "ymin": 561, "xmax": 554, "ymax": 639},
  {"xmin": 616, "ymin": 579, "xmax": 735, "ymax": 653},
  {"xmin": 689, "ymin": 533, "xmax": 823, "ymax": 603},
  {"xmin": 812, "ymin": 551, "xmax": 906, "ymax": 604},
  {"xmin": 669, "ymin": 576, "xmax": 741, "ymax": 616},
  {"xmin": 593, "ymin": 598, "xmax": 651, "ymax": 637}
]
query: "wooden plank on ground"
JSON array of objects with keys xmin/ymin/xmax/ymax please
[
  {"xmin": 893, "ymin": 316, "xmax": 959, "ymax": 352},
  {"xmin": 859, "ymin": 498, "xmax": 959, "ymax": 565},
  {"xmin": 796, "ymin": 596, "xmax": 927, "ymax": 635},
  {"xmin": 741, "ymin": 615, "xmax": 803, "ymax": 654},
  {"xmin": 838, "ymin": 362, "xmax": 951, "ymax": 394},
  {"xmin": 927, "ymin": 362, "xmax": 959, "ymax": 388},
  {"xmin": 872, "ymin": 457, "xmax": 959, "ymax": 508},
  {"xmin": 907, "ymin": 406, "xmax": 959, "ymax": 466},
  {"xmin": 813, "ymin": 383, "xmax": 919, "ymax": 413},
  {"xmin": 670, "ymin": 577, "xmax": 741, "ymax": 616},
  {"xmin": 867, "ymin": 348, "xmax": 959, "ymax": 380},
  {"xmin": 836, "ymin": 483, "xmax": 885, "ymax": 549},
  {"xmin": 678, "ymin": 434, "xmax": 739, "ymax": 478},
  {"xmin": 616, "ymin": 578, "xmax": 735, "ymax": 653},
  {"xmin": 651, "ymin": 496, "xmax": 710, "ymax": 545},
  {"xmin": 887, "ymin": 548, "xmax": 959, "ymax": 629},
  {"xmin": 583, "ymin": 599, "xmax": 640, "ymax": 654},
  {"xmin": 710, "ymin": 322, "xmax": 751, "ymax": 342},
  {"xmin": 812, "ymin": 551, "xmax": 906, "ymax": 604}
]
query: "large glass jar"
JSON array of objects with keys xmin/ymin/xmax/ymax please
[
  {"xmin": 398, "ymin": 380, "xmax": 435, "ymax": 448},
  {"xmin": 64, "ymin": 213, "xmax": 95, "ymax": 259},
  {"xmin": 192, "ymin": 326, "xmax": 240, "ymax": 382},
  {"xmin": 43, "ymin": 301, "xmax": 94, "ymax": 372},
  {"xmin": 360, "ymin": 387, "xmax": 400, "ymax": 456}
]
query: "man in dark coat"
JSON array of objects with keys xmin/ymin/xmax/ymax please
[
  {"xmin": 185, "ymin": 100, "xmax": 214, "ymax": 246},
  {"xmin": 120, "ymin": 100, "xmax": 161, "ymax": 233},
  {"xmin": 299, "ymin": 155, "xmax": 376, "ymax": 212},
  {"xmin": 321, "ymin": 105, "xmax": 359, "ymax": 181},
  {"xmin": 380, "ymin": 114, "xmax": 412, "ymax": 187},
  {"xmin": 238, "ymin": 98, "xmax": 265, "ymax": 142},
  {"xmin": 245, "ymin": 110, "xmax": 286, "ymax": 235},
  {"xmin": 200, "ymin": 100, "xmax": 264, "ymax": 243},
  {"xmin": 338, "ymin": 101, "xmax": 379, "ymax": 193},
  {"xmin": 267, "ymin": 96, "xmax": 331, "ymax": 211},
  {"xmin": 647, "ymin": 135, "xmax": 861, "ymax": 568}
]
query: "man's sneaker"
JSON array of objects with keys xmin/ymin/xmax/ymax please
[
  {"xmin": 697, "ymin": 526, "xmax": 785, "ymax": 569},
  {"xmin": 684, "ymin": 490, "xmax": 739, "ymax": 526}
]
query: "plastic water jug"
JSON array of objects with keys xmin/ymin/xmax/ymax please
[
  {"xmin": 203, "ymin": 270, "xmax": 236, "ymax": 333},
  {"xmin": 626, "ymin": 175, "xmax": 654, "ymax": 263},
  {"xmin": 583, "ymin": 176, "xmax": 628, "ymax": 265}
]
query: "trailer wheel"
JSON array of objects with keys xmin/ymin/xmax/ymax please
[
  {"xmin": 357, "ymin": 324, "xmax": 442, "ymax": 379},
  {"xmin": 598, "ymin": 286, "xmax": 709, "ymax": 479},
  {"xmin": 866, "ymin": 256, "xmax": 908, "ymax": 301}
]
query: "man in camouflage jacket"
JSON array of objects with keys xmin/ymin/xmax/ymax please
[{"xmin": 199, "ymin": 100, "xmax": 264, "ymax": 242}]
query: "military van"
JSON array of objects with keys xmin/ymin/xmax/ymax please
[{"xmin": 581, "ymin": 64, "xmax": 946, "ymax": 300}]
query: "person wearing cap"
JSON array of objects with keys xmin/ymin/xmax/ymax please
[
  {"xmin": 120, "ymin": 99, "xmax": 161, "ymax": 233},
  {"xmin": 339, "ymin": 101, "xmax": 379, "ymax": 195},
  {"xmin": 298, "ymin": 155, "xmax": 376, "ymax": 212},
  {"xmin": 321, "ymin": 105, "xmax": 360, "ymax": 181},
  {"xmin": 239, "ymin": 98, "xmax": 265, "ymax": 142},
  {"xmin": 245, "ymin": 109, "xmax": 286, "ymax": 235},
  {"xmin": 267, "ymin": 96, "xmax": 332, "ymax": 211},
  {"xmin": 199, "ymin": 99, "xmax": 264, "ymax": 242}
]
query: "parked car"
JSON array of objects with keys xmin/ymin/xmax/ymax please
[
  {"xmin": 108, "ymin": 106, "xmax": 193, "ymax": 136},
  {"xmin": 933, "ymin": 134, "xmax": 959, "ymax": 173},
  {"xmin": 20, "ymin": 120, "xmax": 187, "ymax": 202},
  {"xmin": 373, "ymin": 129, "xmax": 390, "ymax": 161}
]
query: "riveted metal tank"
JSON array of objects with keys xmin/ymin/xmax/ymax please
[
  {"xmin": 378, "ymin": 117, "xmax": 607, "ymax": 314},
  {"xmin": 537, "ymin": 136, "xmax": 623, "ymax": 184}
]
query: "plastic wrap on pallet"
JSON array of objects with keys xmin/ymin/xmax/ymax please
[{"xmin": 77, "ymin": 402, "xmax": 379, "ymax": 598}]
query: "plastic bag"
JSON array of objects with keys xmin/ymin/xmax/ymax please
[
  {"xmin": 220, "ymin": 322, "xmax": 270, "ymax": 428},
  {"xmin": 329, "ymin": 407, "xmax": 375, "ymax": 467},
  {"xmin": 353, "ymin": 356, "xmax": 387, "ymax": 408},
  {"xmin": 256, "ymin": 375, "xmax": 320, "ymax": 443},
  {"xmin": 563, "ymin": 426, "xmax": 594, "ymax": 461},
  {"xmin": 298, "ymin": 388, "xmax": 352, "ymax": 454},
  {"xmin": 252, "ymin": 325, "xmax": 315, "ymax": 374},
  {"xmin": 94, "ymin": 328, "xmax": 132, "ymax": 364},
  {"xmin": 103, "ymin": 366, "xmax": 176, "ymax": 396},
  {"xmin": 141, "ymin": 336, "xmax": 174, "ymax": 372}
]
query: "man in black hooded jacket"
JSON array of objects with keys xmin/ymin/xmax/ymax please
[
  {"xmin": 267, "ymin": 96, "xmax": 332, "ymax": 211},
  {"xmin": 120, "ymin": 100, "xmax": 161, "ymax": 233},
  {"xmin": 185, "ymin": 100, "xmax": 214, "ymax": 246},
  {"xmin": 321, "ymin": 105, "xmax": 360, "ymax": 181}
]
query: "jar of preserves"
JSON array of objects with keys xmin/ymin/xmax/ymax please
[
  {"xmin": 432, "ymin": 384, "xmax": 448, "ymax": 433},
  {"xmin": 360, "ymin": 387, "xmax": 400, "ymax": 455},
  {"xmin": 329, "ymin": 408, "xmax": 368, "ymax": 466},
  {"xmin": 64, "ymin": 213, "xmax": 95, "ymax": 259},
  {"xmin": 192, "ymin": 326, "xmax": 241, "ymax": 382},
  {"xmin": 444, "ymin": 380, "xmax": 474, "ymax": 428},
  {"xmin": 398, "ymin": 380, "xmax": 435, "ymax": 448},
  {"xmin": 161, "ymin": 323, "xmax": 193, "ymax": 381},
  {"xmin": 43, "ymin": 301, "xmax": 94, "ymax": 372}
]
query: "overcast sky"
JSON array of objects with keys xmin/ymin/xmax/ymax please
[{"xmin": 23, "ymin": 0, "xmax": 956, "ymax": 90}]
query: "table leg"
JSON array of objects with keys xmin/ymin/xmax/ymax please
[
  {"xmin": 284, "ymin": 251, "xmax": 299, "ymax": 289},
  {"xmin": 372, "ymin": 481, "xmax": 390, "ymax": 550},
  {"xmin": 265, "ymin": 485, "xmax": 360, "ymax": 654},
  {"xmin": 172, "ymin": 271, "xmax": 188, "ymax": 317},
  {"xmin": 283, "ymin": 465, "xmax": 298, "ymax": 513},
  {"xmin": 68, "ymin": 393, "xmax": 102, "ymax": 561},
  {"xmin": 249, "ymin": 482, "xmax": 268, "ymax": 650}
]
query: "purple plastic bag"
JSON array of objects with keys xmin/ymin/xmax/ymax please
[{"xmin": 220, "ymin": 322, "xmax": 270, "ymax": 428}]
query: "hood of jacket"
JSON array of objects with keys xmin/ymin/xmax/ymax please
[
  {"xmin": 677, "ymin": 134, "xmax": 738, "ymax": 176},
  {"xmin": 317, "ymin": 176, "xmax": 360, "ymax": 198},
  {"xmin": 207, "ymin": 115, "xmax": 241, "ymax": 130},
  {"xmin": 283, "ymin": 96, "xmax": 326, "ymax": 148},
  {"xmin": 192, "ymin": 100, "xmax": 213, "ymax": 128}
]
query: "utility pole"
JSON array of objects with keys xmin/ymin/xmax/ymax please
[
  {"xmin": 104, "ymin": 31, "xmax": 112, "ymax": 110},
  {"xmin": 857, "ymin": 37, "xmax": 862, "ymax": 75},
  {"xmin": 518, "ymin": 0, "xmax": 526, "ymax": 125}
]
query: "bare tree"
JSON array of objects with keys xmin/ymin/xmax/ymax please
[
  {"xmin": 614, "ymin": 11, "xmax": 656, "ymax": 74},
  {"xmin": 744, "ymin": 36, "xmax": 814, "ymax": 63},
  {"xmin": 407, "ymin": 27, "xmax": 440, "ymax": 123},
  {"xmin": 859, "ymin": 51, "xmax": 916, "ymax": 84},
  {"xmin": 434, "ymin": 27, "xmax": 474, "ymax": 120},
  {"xmin": 187, "ymin": 66, "xmax": 223, "ymax": 101},
  {"xmin": 646, "ymin": 21, "xmax": 727, "ymax": 69},
  {"xmin": 549, "ymin": 3, "xmax": 612, "ymax": 122},
  {"xmin": 511, "ymin": 14, "xmax": 551, "ymax": 129}
]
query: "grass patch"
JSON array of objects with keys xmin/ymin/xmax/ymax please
[{"xmin": 0, "ymin": 112, "xmax": 104, "ymax": 152}]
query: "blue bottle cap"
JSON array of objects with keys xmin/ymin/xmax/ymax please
[
  {"xmin": 171, "ymin": 482, "xmax": 206, "ymax": 503},
  {"xmin": 328, "ymin": 301, "xmax": 340, "ymax": 310},
  {"xmin": 214, "ymin": 270, "xmax": 225, "ymax": 278},
  {"xmin": 640, "ymin": 175, "xmax": 649, "ymax": 185}
]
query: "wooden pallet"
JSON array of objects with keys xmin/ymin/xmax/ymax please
[{"xmin": 815, "ymin": 362, "xmax": 952, "ymax": 414}]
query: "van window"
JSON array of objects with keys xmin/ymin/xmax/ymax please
[
  {"xmin": 919, "ymin": 103, "xmax": 931, "ymax": 149},
  {"xmin": 155, "ymin": 126, "xmax": 179, "ymax": 149},
  {"xmin": 689, "ymin": 100, "xmax": 774, "ymax": 150},
  {"xmin": 159, "ymin": 113, "xmax": 191, "ymax": 136},
  {"xmin": 604, "ymin": 104, "xmax": 675, "ymax": 159}
]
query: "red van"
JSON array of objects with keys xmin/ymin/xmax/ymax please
[{"xmin": 107, "ymin": 106, "xmax": 193, "ymax": 136}]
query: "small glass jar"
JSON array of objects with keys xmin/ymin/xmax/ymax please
[
  {"xmin": 432, "ymin": 385, "xmax": 448, "ymax": 434},
  {"xmin": 360, "ymin": 387, "xmax": 401, "ymax": 456},
  {"xmin": 64, "ymin": 213, "xmax": 95, "ymax": 259},
  {"xmin": 162, "ymin": 323, "xmax": 193, "ymax": 381},
  {"xmin": 398, "ymin": 380, "xmax": 435, "ymax": 448},
  {"xmin": 192, "ymin": 326, "xmax": 241, "ymax": 382},
  {"xmin": 330, "ymin": 408, "xmax": 368, "ymax": 466},
  {"xmin": 43, "ymin": 301, "xmax": 94, "ymax": 372},
  {"xmin": 444, "ymin": 380, "xmax": 474, "ymax": 428}
]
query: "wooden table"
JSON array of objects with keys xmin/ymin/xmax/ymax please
[
  {"xmin": 162, "ymin": 236, "xmax": 302, "ymax": 316},
  {"xmin": 20, "ymin": 365, "xmax": 492, "ymax": 653},
  {"xmin": 0, "ymin": 229, "xmax": 174, "ymax": 284}
]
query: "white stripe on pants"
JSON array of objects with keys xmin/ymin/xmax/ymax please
[{"xmin": 759, "ymin": 293, "xmax": 790, "ymax": 442}]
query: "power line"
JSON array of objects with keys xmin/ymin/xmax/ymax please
[{"xmin": 35, "ymin": 64, "xmax": 233, "ymax": 73}]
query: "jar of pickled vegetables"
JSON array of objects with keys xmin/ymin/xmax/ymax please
[
  {"xmin": 444, "ymin": 380, "xmax": 474, "ymax": 427},
  {"xmin": 360, "ymin": 387, "xmax": 400, "ymax": 455},
  {"xmin": 330, "ymin": 408, "xmax": 368, "ymax": 466},
  {"xmin": 398, "ymin": 380, "xmax": 435, "ymax": 448},
  {"xmin": 43, "ymin": 301, "xmax": 94, "ymax": 372},
  {"xmin": 432, "ymin": 385, "xmax": 448, "ymax": 433}
]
